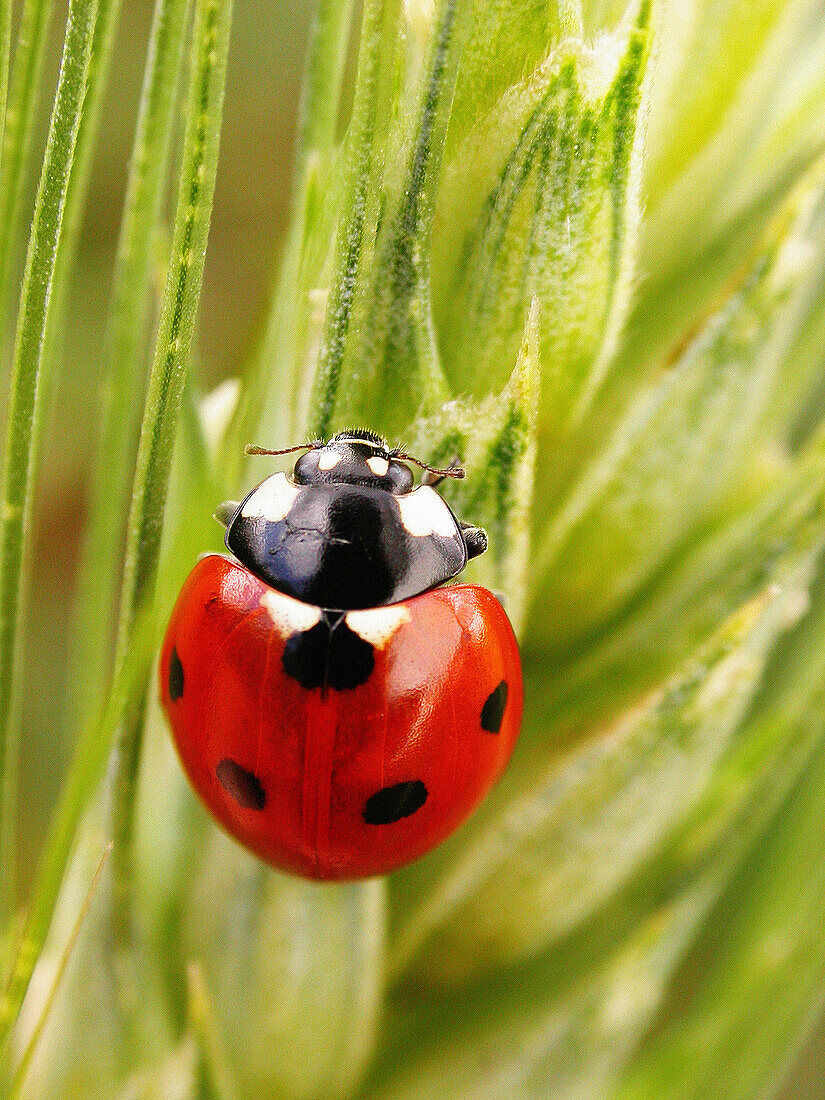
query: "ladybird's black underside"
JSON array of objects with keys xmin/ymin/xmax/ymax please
[
  {"xmin": 363, "ymin": 780, "xmax": 428, "ymax": 825},
  {"xmin": 282, "ymin": 615, "xmax": 374, "ymax": 691},
  {"xmin": 169, "ymin": 647, "xmax": 184, "ymax": 701},
  {"xmin": 216, "ymin": 758, "xmax": 266, "ymax": 810},
  {"xmin": 481, "ymin": 680, "xmax": 508, "ymax": 734}
]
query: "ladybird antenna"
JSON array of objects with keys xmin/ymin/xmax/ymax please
[
  {"xmin": 244, "ymin": 440, "xmax": 322, "ymax": 457},
  {"xmin": 393, "ymin": 451, "xmax": 466, "ymax": 480}
]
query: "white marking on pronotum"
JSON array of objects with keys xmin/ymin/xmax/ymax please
[
  {"xmin": 367, "ymin": 455, "xmax": 389, "ymax": 476},
  {"xmin": 260, "ymin": 589, "xmax": 322, "ymax": 637},
  {"xmin": 397, "ymin": 486, "xmax": 456, "ymax": 537},
  {"xmin": 346, "ymin": 605, "xmax": 411, "ymax": 648},
  {"xmin": 240, "ymin": 473, "xmax": 300, "ymax": 522},
  {"xmin": 318, "ymin": 450, "xmax": 342, "ymax": 471}
]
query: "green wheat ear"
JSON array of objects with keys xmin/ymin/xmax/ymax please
[{"xmin": 5, "ymin": 0, "xmax": 825, "ymax": 1097}]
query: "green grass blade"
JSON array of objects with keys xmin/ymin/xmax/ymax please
[
  {"xmin": 107, "ymin": 0, "xmax": 232, "ymax": 942},
  {"xmin": 388, "ymin": 547, "xmax": 817, "ymax": 986},
  {"xmin": 370, "ymin": 878, "xmax": 719, "ymax": 1100},
  {"xmin": 0, "ymin": 607, "xmax": 156, "ymax": 1055},
  {"xmin": 0, "ymin": 0, "xmax": 56, "ymax": 342},
  {"xmin": 0, "ymin": 0, "xmax": 101, "ymax": 936},
  {"xmin": 297, "ymin": 0, "xmax": 354, "ymax": 171},
  {"xmin": 9, "ymin": 841, "xmax": 112, "ymax": 1099},
  {"xmin": 186, "ymin": 962, "xmax": 242, "ymax": 1100},
  {"xmin": 616, "ymin": 724, "xmax": 825, "ymax": 1100},
  {"xmin": 0, "ymin": 0, "xmax": 11, "ymax": 186},
  {"xmin": 30, "ymin": 0, "xmax": 128, "ymax": 464},
  {"xmin": 46, "ymin": 0, "xmax": 123, "ymax": 292},
  {"xmin": 183, "ymin": 838, "xmax": 386, "ymax": 1098},
  {"xmin": 233, "ymin": 0, "xmax": 355, "ymax": 458},
  {"xmin": 326, "ymin": 0, "xmax": 465, "ymax": 436},
  {"xmin": 68, "ymin": 0, "xmax": 194, "ymax": 734},
  {"xmin": 307, "ymin": 0, "xmax": 400, "ymax": 439}
]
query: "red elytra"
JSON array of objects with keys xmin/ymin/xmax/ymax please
[{"xmin": 160, "ymin": 554, "xmax": 522, "ymax": 880}]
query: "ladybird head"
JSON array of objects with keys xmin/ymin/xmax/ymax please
[
  {"xmin": 294, "ymin": 430, "xmax": 415, "ymax": 494},
  {"xmin": 244, "ymin": 430, "xmax": 465, "ymax": 495}
]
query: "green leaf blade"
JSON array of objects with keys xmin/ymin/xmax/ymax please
[
  {"xmin": 67, "ymin": 0, "xmax": 194, "ymax": 732},
  {"xmin": 526, "ymin": 166, "xmax": 825, "ymax": 653},
  {"xmin": 184, "ymin": 833, "xmax": 385, "ymax": 1100},
  {"xmin": 0, "ymin": 0, "xmax": 101, "ymax": 933},
  {"xmin": 0, "ymin": 0, "xmax": 55, "ymax": 346},
  {"xmin": 616, "ymin": 713, "xmax": 825, "ymax": 1100},
  {"xmin": 108, "ymin": 0, "xmax": 233, "ymax": 940}
]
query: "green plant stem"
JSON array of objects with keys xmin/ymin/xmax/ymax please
[
  {"xmin": 0, "ymin": 0, "xmax": 101, "ymax": 937},
  {"xmin": 309, "ymin": 0, "xmax": 399, "ymax": 439},
  {"xmin": 228, "ymin": 0, "xmax": 354, "ymax": 464},
  {"xmin": 68, "ymin": 0, "xmax": 194, "ymax": 736},
  {"xmin": 107, "ymin": 0, "xmax": 232, "ymax": 956},
  {"xmin": 298, "ymin": 0, "xmax": 354, "ymax": 162},
  {"xmin": 0, "ymin": 0, "xmax": 56, "ymax": 347}
]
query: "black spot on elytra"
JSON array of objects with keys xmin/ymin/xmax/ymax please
[
  {"xmin": 282, "ymin": 615, "xmax": 374, "ymax": 690},
  {"xmin": 168, "ymin": 647, "xmax": 184, "ymax": 701},
  {"xmin": 481, "ymin": 680, "xmax": 508, "ymax": 734},
  {"xmin": 216, "ymin": 759, "xmax": 266, "ymax": 810},
  {"xmin": 363, "ymin": 780, "xmax": 428, "ymax": 825}
]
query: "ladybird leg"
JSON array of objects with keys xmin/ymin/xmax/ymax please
[
  {"xmin": 214, "ymin": 499, "xmax": 240, "ymax": 526},
  {"xmin": 460, "ymin": 522, "xmax": 488, "ymax": 560}
]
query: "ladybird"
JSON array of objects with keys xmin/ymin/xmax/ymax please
[{"xmin": 160, "ymin": 429, "xmax": 522, "ymax": 880}]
